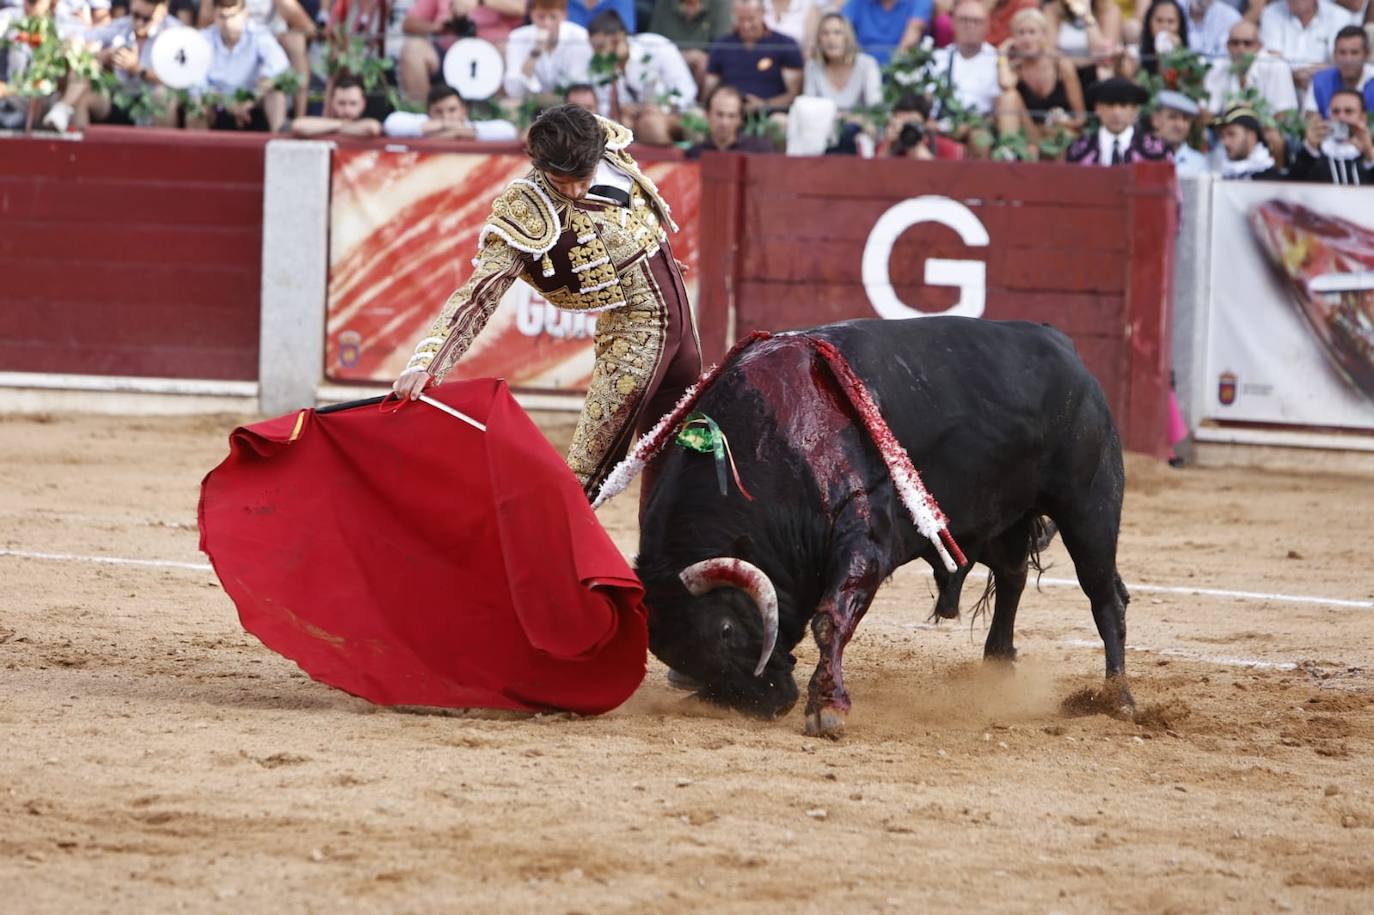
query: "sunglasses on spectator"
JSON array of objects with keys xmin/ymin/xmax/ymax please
[
  {"xmin": 131, "ymin": 10, "xmax": 153, "ymax": 20},
  {"xmin": 1227, "ymin": 38, "xmax": 1258, "ymax": 47}
]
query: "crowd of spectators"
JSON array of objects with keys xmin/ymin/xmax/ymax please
[{"xmin": 2, "ymin": 0, "xmax": 1373, "ymax": 179}]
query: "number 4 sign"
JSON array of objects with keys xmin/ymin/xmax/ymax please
[{"xmin": 149, "ymin": 29, "xmax": 213, "ymax": 90}]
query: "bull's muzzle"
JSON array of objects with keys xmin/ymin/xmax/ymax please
[{"xmin": 678, "ymin": 558, "xmax": 779, "ymax": 677}]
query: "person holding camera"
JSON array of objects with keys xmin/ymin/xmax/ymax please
[
  {"xmin": 1289, "ymin": 88, "xmax": 1374, "ymax": 185},
  {"xmin": 399, "ymin": 0, "xmax": 525, "ymax": 105},
  {"xmin": 878, "ymin": 92, "xmax": 963, "ymax": 159}
]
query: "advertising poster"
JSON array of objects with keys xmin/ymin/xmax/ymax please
[
  {"xmin": 326, "ymin": 148, "xmax": 700, "ymax": 391},
  {"xmin": 1205, "ymin": 182, "xmax": 1374, "ymax": 432}
]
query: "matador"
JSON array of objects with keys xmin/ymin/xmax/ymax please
[{"xmin": 394, "ymin": 105, "xmax": 702, "ymax": 501}]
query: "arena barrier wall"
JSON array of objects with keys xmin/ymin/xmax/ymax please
[
  {"xmin": 0, "ymin": 130, "xmax": 268, "ymax": 395},
  {"xmin": 697, "ymin": 154, "xmax": 1178, "ymax": 458}
]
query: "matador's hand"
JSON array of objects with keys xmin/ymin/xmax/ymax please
[{"xmin": 393, "ymin": 369, "xmax": 432, "ymax": 401}]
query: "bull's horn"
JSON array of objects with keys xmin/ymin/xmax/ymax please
[{"xmin": 679, "ymin": 558, "xmax": 779, "ymax": 678}]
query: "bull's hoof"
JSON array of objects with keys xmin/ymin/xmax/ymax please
[
  {"xmin": 804, "ymin": 707, "xmax": 847, "ymax": 740},
  {"xmin": 1107, "ymin": 677, "xmax": 1136, "ymax": 720},
  {"xmin": 983, "ymin": 647, "xmax": 1018, "ymax": 664}
]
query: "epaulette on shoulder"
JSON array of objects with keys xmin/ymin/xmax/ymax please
[
  {"xmin": 597, "ymin": 115, "xmax": 634, "ymax": 152},
  {"xmin": 479, "ymin": 178, "xmax": 562, "ymax": 257}
]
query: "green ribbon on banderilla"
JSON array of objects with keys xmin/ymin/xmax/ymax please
[{"xmin": 675, "ymin": 412, "xmax": 754, "ymax": 500}]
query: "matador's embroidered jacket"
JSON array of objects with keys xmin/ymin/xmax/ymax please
[{"xmin": 405, "ymin": 117, "xmax": 680, "ymax": 380}]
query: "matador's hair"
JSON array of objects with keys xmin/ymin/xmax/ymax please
[{"xmin": 526, "ymin": 105, "xmax": 605, "ymax": 179}]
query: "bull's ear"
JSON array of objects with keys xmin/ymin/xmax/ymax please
[{"xmin": 732, "ymin": 534, "xmax": 755, "ymax": 561}]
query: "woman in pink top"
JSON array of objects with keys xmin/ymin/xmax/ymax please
[{"xmin": 398, "ymin": 0, "xmax": 525, "ymax": 104}]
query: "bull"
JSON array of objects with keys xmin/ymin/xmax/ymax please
[{"xmin": 633, "ymin": 317, "xmax": 1132, "ymax": 738}]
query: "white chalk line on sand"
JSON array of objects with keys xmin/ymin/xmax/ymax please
[
  {"xmin": 3, "ymin": 548, "xmax": 1361, "ymax": 674},
  {"xmin": 3, "ymin": 547, "xmax": 1372, "ymax": 611},
  {"xmin": 0, "ymin": 548, "xmax": 212, "ymax": 572},
  {"xmin": 1058, "ymin": 638, "xmax": 1299, "ymax": 671}
]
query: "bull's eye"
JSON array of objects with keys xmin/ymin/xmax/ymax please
[{"xmin": 720, "ymin": 621, "xmax": 733, "ymax": 640}]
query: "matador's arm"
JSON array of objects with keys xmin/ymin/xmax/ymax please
[{"xmin": 404, "ymin": 235, "xmax": 527, "ymax": 380}]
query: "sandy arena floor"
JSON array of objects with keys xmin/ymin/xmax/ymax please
[{"xmin": 2, "ymin": 410, "xmax": 1373, "ymax": 914}]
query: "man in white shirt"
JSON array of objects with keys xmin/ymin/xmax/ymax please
[
  {"xmin": 190, "ymin": 0, "xmax": 289, "ymax": 130},
  {"xmin": 1259, "ymin": 0, "xmax": 1351, "ymax": 86},
  {"xmin": 931, "ymin": 0, "xmax": 1000, "ymax": 118},
  {"xmin": 503, "ymin": 0, "xmax": 592, "ymax": 100},
  {"xmin": 586, "ymin": 9, "xmax": 696, "ymax": 145},
  {"xmin": 1183, "ymin": 0, "xmax": 1241, "ymax": 61},
  {"xmin": 382, "ymin": 83, "xmax": 520, "ymax": 140},
  {"xmin": 1204, "ymin": 21, "xmax": 1299, "ymax": 119}
]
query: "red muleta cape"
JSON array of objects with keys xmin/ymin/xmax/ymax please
[{"xmin": 197, "ymin": 379, "xmax": 647, "ymax": 715}]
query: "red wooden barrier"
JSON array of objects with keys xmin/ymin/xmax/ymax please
[
  {"xmin": 0, "ymin": 132, "xmax": 267, "ymax": 381},
  {"xmin": 697, "ymin": 153, "xmax": 1177, "ymax": 458}
]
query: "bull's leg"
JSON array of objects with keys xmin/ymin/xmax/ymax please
[
  {"xmin": 804, "ymin": 555, "xmax": 882, "ymax": 740},
  {"xmin": 1056, "ymin": 511, "xmax": 1134, "ymax": 716},
  {"xmin": 983, "ymin": 520, "xmax": 1032, "ymax": 662}
]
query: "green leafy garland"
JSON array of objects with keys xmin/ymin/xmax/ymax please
[{"xmin": 0, "ymin": 15, "xmax": 100, "ymax": 98}]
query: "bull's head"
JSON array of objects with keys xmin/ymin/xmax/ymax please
[{"xmin": 647, "ymin": 557, "xmax": 799, "ymax": 718}]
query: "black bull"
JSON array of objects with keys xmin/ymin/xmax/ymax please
[{"xmin": 635, "ymin": 317, "xmax": 1131, "ymax": 738}]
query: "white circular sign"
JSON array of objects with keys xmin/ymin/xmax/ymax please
[
  {"xmin": 442, "ymin": 38, "xmax": 504, "ymax": 101},
  {"xmin": 861, "ymin": 196, "xmax": 990, "ymax": 320},
  {"xmin": 149, "ymin": 29, "xmax": 212, "ymax": 90}
]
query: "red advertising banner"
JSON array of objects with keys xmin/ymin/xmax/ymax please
[{"xmin": 325, "ymin": 148, "xmax": 701, "ymax": 389}]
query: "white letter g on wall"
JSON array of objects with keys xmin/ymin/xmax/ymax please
[{"xmin": 861, "ymin": 196, "xmax": 990, "ymax": 319}]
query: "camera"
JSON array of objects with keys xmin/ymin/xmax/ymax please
[
  {"xmin": 443, "ymin": 16, "xmax": 476, "ymax": 37},
  {"xmin": 1330, "ymin": 120, "xmax": 1350, "ymax": 142},
  {"xmin": 893, "ymin": 121, "xmax": 925, "ymax": 155}
]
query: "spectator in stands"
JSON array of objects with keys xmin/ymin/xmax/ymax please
[
  {"xmin": 648, "ymin": 0, "xmax": 734, "ymax": 89},
  {"xmin": 931, "ymin": 0, "xmax": 1001, "ymax": 117},
  {"xmin": 685, "ymin": 82, "xmax": 776, "ymax": 155},
  {"xmin": 1183, "ymin": 0, "xmax": 1240, "ymax": 60},
  {"xmin": 1151, "ymin": 88, "xmax": 1208, "ymax": 174},
  {"xmin": 803, "ymin": 11, "xmax": 882, "ymax": 112},
  {"xmin": 986, "ymin": 0, "xmax": 1037, "ymax": 47},
  {"xmin": 564, "ymin": 81, "xmax": 599, "ymax": 110},
  {"xmin": 59, "ymin": 0, "xmax": 181, "ymax": 130},
  {"xmin": 1215, "ymin": 104, "xmax": 1284, "ymax": 178},
  {"xmin": 1259, "ymin": 0, "xmax": 1349, "ymax": 87},
  {"xmin": 196, "ymin": 0, "xmax": 314, "ymax": 117},
  {"xmin": 289, "ymin": 72, "xmax": 380, "ymax": 134},
  {"xmin": 995, "ymin": 8, "xmax": 1085, "ymax": 144},
  {"xmin": 565, "ymin": 0, "xmax": 634, "ymax": 31},
  {"xmin": 1066, "ymin": 75, "xmax": 1169, "ymax": 163},
  {"xmin": 1129, "ymin": 0, "xmax": 1187, "ymax": 78},
  {"xmin": 1043, "ymin": 0, "xmax": 1123, "ymax": 92},
  {"xmin": 842, "ymin": 0, "xmax": 929, "ymax": 66},
  {"xmin": 704, "ymin": 0, "xmax": 803, "ymax": 112},
  {"xmin": 585, "ymin": 11, "xmax": 697, "ymax": 144},
  {"xmin": 1290, "ymin": 87, "xmax": 1374, "ymax": 182},
  {"xmin": 170, "ymin": 0, "xmax": 195, "ymax": 22},
  {"xmin": 190, "ymin": 0, "xmax": 290, "ymax": 131},
  {"xmin": 383, "ymin": 82, "xmax": 520, "ymax": 138},
  {"xmin": 763, "ymin": 0, "xmax": 822, "ymax": 49},
  {"xmin": 1303, "ymin": 25, "xmax": 1374, "ymax": 119},
  {"xmin": 879, "ymin": 90, "xmax": 965, "ymax": 157},
  {"xmin": 1204, "ymin": 21, "xmax": 1299, "ymax": 120},
  {"xmin": 398, "ymin": 0, "xmax": 525, "ymax": 106},
  {"xmin": 90, "ymin": 0, "xmax": 110, "ymax": 23},
  {"xmin": 503, "ymin": 0, "xmax": 593, "ymax": 101}
]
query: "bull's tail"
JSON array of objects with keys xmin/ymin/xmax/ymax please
[{"xmin": 969, "ymin": 572, "xmax": 996, "ymax": 628}]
